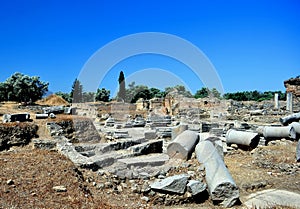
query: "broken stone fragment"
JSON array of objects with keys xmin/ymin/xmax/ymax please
[
  {"xmin": 150, "ymin": 174, "xmax": 189, "ymax": 194},
  {"xmin": 118, "ymin": 153, "xmax": 169, "ymax": 168},
  {"xmin": 53, "ymin": 185, "xmax": 67, "ymax": 192},
  {"xmin": 6, "ymin": 179, "xmax": 14, "ymax": 185},
  {"xmin": 187, "ymin": 180, "xmax": 207, "ymax": 196}
]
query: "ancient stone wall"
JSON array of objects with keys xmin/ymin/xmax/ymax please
[
  {"xmin": 48, "ymin": 118, "xmax": 101, "ymax": 142},
  {"xmin": 284, "ymin": 77, "xmax": 300, "ymax": 97}
]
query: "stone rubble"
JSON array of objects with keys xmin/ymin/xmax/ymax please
[
  {"xmin": 3, "ymin": 95, "xmax": 300, "ymax": 208},
  {"xmin": 150, "ymin": 174, "xmax": 189, "ymax": 194}
]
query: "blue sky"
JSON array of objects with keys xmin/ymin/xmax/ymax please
[{"xmin": 0, "ymin": 0, "xmax": 299, "ymax": 96}]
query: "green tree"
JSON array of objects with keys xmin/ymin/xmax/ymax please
[
  {"xmin": 165, "ymin": 85, "xmax": 193, "ymax": 98},
  {"xmin": 70, "ymin": 78, "xmax": 83, "ymax": 103},
  {"xmin": 117, "ymin": 71, "xmax": 126, "ymax": 101},
  {"xmin": 211, "ymin": 88, "xmax": 221, "ymax": 99},
  {"xmin": 83, "ymin": 92, "xmax": 95, "ymax": 102},
  {"xmin": 1, "ymin": 72, "xmax": 48, "ymax": 103},
  {"xmin": 0, "ymin": 82, "xmax": 8, "ymax": 102},
  {"xmin": 131, "ymin": 86, "xmax": 151, "ymax": 103},
  {"xmin": 125, "ymin": 83, "xmax": 152, "ymax": 103},
  {"xmin": 95, "ymin": 88, "xmax": 110, "ymax": 102},
  {"xmin": 194, "ymin": 87, "xmax": 210, "ymax": 99},
  {"xmin": 223, "ymin": 90, "xmax": 286, "ymax": 101},
  {"xmin": 150, "ymin": 87, "xmax": 165, "ymax": 98}
]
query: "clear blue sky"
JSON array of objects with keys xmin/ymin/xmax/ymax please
[{"xmin": 0, "ymin": 0, "xmax": 299, "ymax": 96}]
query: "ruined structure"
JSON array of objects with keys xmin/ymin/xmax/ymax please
[
  {"xmin": 284, "ymin": 76, "xmax": 300, "ymax": 112},
  {"xmin": 284, "ymin": 76, "xmax": 300, "ymax": 97}
]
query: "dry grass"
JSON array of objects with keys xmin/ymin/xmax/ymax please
[
  {"xmin": 225, "ymin": 142, "xmax": 300, "ymax": 203},
  {"xmin": 0, "ymin": 146, "xmax": 119, "ymax": 209},
  {"xmin": 36, "ymin": 94, "xmax": 69, "ymax": 106}
]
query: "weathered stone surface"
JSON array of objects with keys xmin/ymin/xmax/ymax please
[
  {"xmin": 48, "ymin": 119, "xmax": 101, "ymax": 142},
  {"xmin": 35, "ymin": 113, "xmax": 49, "ymax": 119},
  {"xmin": 167, "ymin": 130, "xmax": 199, "ymax": 160},
  {"xmin": 89, "ymin": 150, "xmax": 135, "ymax": 169},
  {"xmin": 249, "ymin": 109, "xmax": 266, "ymax": 116},
  {"xmin": 195, "ymin": 140, "xmax": 239, "ymax": 207},
  {"xmin": 2, "ymin": 113, "xmax": 30, "ymax": 123},
  {"xmin": 43, "ymin": 105, "xmax": 65, "ymax": 114},
  {"xmin": 144, "ymin": 130, "xmax": 156, "ymax": 140},
  {"xmin": 204, "ymin": 137, "xmax": 224, "ymax": 160},
  {"xmin": 156, "ymin": 128, "xmax": 172, "ymax": 138},
  {"xmin": 241, "ymin": 180, "xmax": 268, "ymax": 191},
  {"xmin": 128, "ymin": 140, "xmax": 163, "ymax": 155},
  {"xmin": 150, "ymin": 174, "xmax": 189, "ymax": 194},
  {"xmin": 32, "ymin": 139, "xmax": 57, "ymax": 150},
  {"xmin": 118, "ymin": 153, "xmax": 169, "ymax": 168},
  {"xmin": 187, "ymin": 180, "xmax": 207, "ymax": 196},
  {"xmin": 263, "ymin": 126, "xmax": 296, "ymax": 140},
  {"xmin": 46, "ymin": 122, "xmax": 64, "ymax": 137},
  {"xmin": 297, "ymin": 139, "xmax": 300, "ymax": 162},
  {"xmin": 290, "ymin": 122, "xmax": 300, "ymax": 134},
  {"xmin": 209, "ymin": 128, "xmax": 223, "ymax": 136},
  {"xmin": 98, "ymin": 139, "xmax": 141, "ymax": 153},
  {"xmin": 56, "ymin": 137, "xmax": 98, "ymax": 170},
  {"xmin": 244, "ymin": 189, "xmax": 300, "ymax": 208},
  {"xmin": 280, "ymin": 112, "xmax": 300, "ymax": 125},
  {"xmin": 226, "ymin": 129, "xmax": 260, "ymax": 149},
  {"xmin": 113, "ymin": 130, "xmax": 129, "ymax": 139},
  {"xmin": 171, "ymin": 124, "xmax": 188, "ymax": 140}
]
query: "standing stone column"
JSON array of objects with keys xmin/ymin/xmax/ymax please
[
  {"xmin": 286, "ymin": 92, "xmax": 293, "ymax": 112},
  {"xmin": 195, "ymin": 140, "xmax": 239, "ymax": 207},
  {"xmin": 274, "ymin": 93, "xmax": 279, "ymax": 109}
]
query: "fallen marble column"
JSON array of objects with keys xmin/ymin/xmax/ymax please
[
  {"xmin": 201, "ymin": 135, "xmax": 225, "ymax": 160},
  {"xmin": 290, "ymin": 122, "xmax": 300, "ymax": 135},
  {"xmin": 244, "ymin": 189, "xmax": 300, "ymax": 209},
  {"xmin": 195, "ymin": 140, "xmax": 239, "ymax": 207},
  {"xmin": 249, "ymin": 109, "xmax": 266, "ymax": 116},
  {"xmin": 263, "ymin": 126, "xmax": 296, "ymax": 140},
  {"xmin": 280, "ymin": 112, "xmax": 300, "ymax": 125},
  {"xmin": 171, "ymin": 124, "xmax": 188, "ymax": 140},
  {"xmin": 167, "ymin": 130, "xmax": 199, "ymax": 160},
  {"xmin": 35, "ymin": 114, "xmax": 49, "ymax": 119},
  {"xmin": 226, "ymin": 129, "xmax": 260, "ymax": 148},
  {"xmin": 3, "ymin": 113, "xmax": 30, "ymax": 122}
]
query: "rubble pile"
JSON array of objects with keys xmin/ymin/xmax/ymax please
[{"xmin": 1, "ymin": 91, "xmax": 300, "ymax": 208}]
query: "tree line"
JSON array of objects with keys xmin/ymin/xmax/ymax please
[{"xmin": 0, "ymin": 71, "xmax": 287, "ymax": 103}]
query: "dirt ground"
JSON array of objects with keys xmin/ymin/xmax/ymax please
[{"xmin": 0, "ymin": 102, "xmax": 299, "ymax": 208}]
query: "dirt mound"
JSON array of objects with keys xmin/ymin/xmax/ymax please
[{"xmin": 36, "ymin": 94, "xmax": 69, "ymax": 106}]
